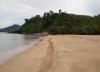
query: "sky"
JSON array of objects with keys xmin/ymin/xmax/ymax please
[{"xmin": 0, "ymin": 0, "xmax": 100, "ymax": 28}]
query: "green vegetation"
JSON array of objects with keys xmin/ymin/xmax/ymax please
[{"xmin": 17, "ymin": 10, "xmax": 100, "ymax": 35}]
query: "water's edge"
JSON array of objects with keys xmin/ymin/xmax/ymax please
[
  {"xmin": 0, "ymin": 39, "xmax": 40, "ymax": 65},
  {"xmin": 0, "ymin": 32, "xmax": 41, "ymax": 65}
]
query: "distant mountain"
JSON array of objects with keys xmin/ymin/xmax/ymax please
[{"xmin": 0, "ymin": 24, "xmax": 21, "ymax": 33}]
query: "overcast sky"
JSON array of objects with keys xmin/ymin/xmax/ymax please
[{"xmin": 0, "ymin": 0, "xmax": 100, "ymax": 28}]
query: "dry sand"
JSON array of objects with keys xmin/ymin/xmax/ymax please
[{"xmin": 0, "ymin": 35, "xmax": 100, "ymax": 72}]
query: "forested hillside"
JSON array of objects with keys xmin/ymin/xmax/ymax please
[
  {"xmin": 17, "ymin": 10, "xmax": 100, "ymax": 35},
  {"xmin": 0, "ymin": 24, "xmax": 20, "ymax": 33}
]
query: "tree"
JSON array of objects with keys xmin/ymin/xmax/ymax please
[{"xmin": 17, "ymin": 10, "xmax": 100, "ymax": 35}]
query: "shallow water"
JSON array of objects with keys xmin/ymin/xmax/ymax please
[{"xmin": 0, "ymin": 32, "xmax": 39, "ymax": 64}]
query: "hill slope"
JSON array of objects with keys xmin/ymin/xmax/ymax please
[
  {"xmin": 0, "ymin": 24, "xmax": 21, "ymax": 33},
  {"xmin": 17, "ymin": 10, "xmax": 100, "ymax": 35}
]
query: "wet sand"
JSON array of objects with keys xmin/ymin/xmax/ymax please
[{"xmin": 0, "ymin": 35, "xmax": 100, "ymax": 72}]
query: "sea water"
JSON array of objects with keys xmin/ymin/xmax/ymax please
[{"xmin": 0, "ymin": 32, "xmax": 39, "ymax": 64}]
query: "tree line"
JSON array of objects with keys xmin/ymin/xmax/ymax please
[{"xmin": 16, "ymin": 10, "xmax": 100, "ymax": 35}]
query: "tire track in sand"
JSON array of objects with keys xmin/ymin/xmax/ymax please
[{"xmin": 38, "ymin": 37, "xmax": 54, "ymax": 72}]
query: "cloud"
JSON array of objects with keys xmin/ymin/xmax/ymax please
[
  {"xmin": 0, "ymin": 0, "xmax": 43, "ymax": 28},
  {"xmin": 86, "ymin": 0, "xmax": 100, "ymax": 15},
  {"xmin": 0, "ymin": 0, "xmax": 100, "ymax": 28}
]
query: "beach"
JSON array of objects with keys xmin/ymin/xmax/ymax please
[
  {"xmin": 0, "ymin": 35, "xmax": 100, "ymax": 72},
  {"xmin": 0, "ymin": 33, "xmax": 39, "ymax": 64}
]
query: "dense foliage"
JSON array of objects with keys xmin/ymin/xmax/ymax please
[{"xmin": 17, "ymin": 10, "xmax": 100, "ymax": 35}]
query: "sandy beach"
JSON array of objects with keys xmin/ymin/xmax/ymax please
[{"xmin": 0, "ymin": 35, "xmax": 100, "ymax": 72}]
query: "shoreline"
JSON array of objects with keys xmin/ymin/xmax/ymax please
[
  {"xmin": 0, "ymin": 36, "xmax": 49, "ymax": 72},
  {"xmin": 0, "ymin": 35, "xmax": 100, "ymax": 72},
  {"xmin": 0, "ymin": 38, "xmax": 40, "ymax": 65}
]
